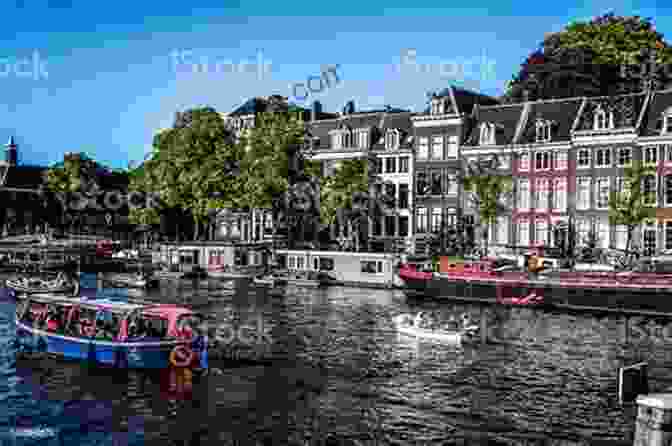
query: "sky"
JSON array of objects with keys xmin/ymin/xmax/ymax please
[{"xmin": 2, "ymin": 0, "xmax": 671, "ymax": 169}]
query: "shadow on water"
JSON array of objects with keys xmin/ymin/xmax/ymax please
[{"xmin": 0, "ymin": 275, "xmax": 669, "ymax": 444}]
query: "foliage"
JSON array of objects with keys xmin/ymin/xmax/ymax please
[
  {"xmin": 608, "ymin": 160, "xmax": 656, "ymax": 262},
  {"xmin": 503, "ymin": 13, "xmax": 672, "ymax": 102}
]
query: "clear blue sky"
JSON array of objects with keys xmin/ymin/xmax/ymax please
[{"xmin": 3, "ymin": 0, "xmax": 670, "ymax": 169}]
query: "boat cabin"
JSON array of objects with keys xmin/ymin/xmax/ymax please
[
  {"xmin": 158, "ymin": 242, "xmax": 268, "ymax": 274},
  {"xmin": 16, "ymin": 296, "xmax": 202, "ymax": 342}
]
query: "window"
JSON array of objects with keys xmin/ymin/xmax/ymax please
[
  {"xmin": 499, "ymin": 155, "xmax": 510, "ymax": 169},
  {"xmin": 319, "ymin": 258, "xmax": 335, "ymax": 271},
  {"xmin": 577, "ymin": 219, "xmax": 590, "ymax": 246},
  {"xmin": 385, "ymin": 183, "xmax": 396, "ymax": 206},
  {"xmin": 536, "ymin": 120, "xmax": 551, "ymax": 142},
  {"xmin": 594, "ymin": 107, "xmax": 613, "ymax": 130},
  {"xmin": 518, "ymin": 179, "xmax": 530, "ymax": 209},
  {"xmin": 518, "ymin": 220, "xmax": 529, "ymax": 246},
  {"xmin": 399, "ymin": 216, "xmax": 409, "ymax": 237},
  {"xmin": 666, "ymin": 176, "xmax": 672, "ymax": 206},
  {"xmin": 385, "ymin": 215, "xmax": 396, "ymax": 236},
  {"xmin": 666, "ymin": 221, "xmax": 672, "ymax": 250},
  {"xmin": 417, "ymin": 137, "xmax": 428, "ymax": 159},
  {"xmin": 432, "ymin": 135, "xmax": 444, "ymax": 159},
  {"xmin": 431, "ymin": 172, "xmax": 442, "ymax": 195},
  {"xmin": 596, "ymin": 218, "xmax": 609, "ymax": 249},
  {"xmin": 297, "ymin": 256, "xmax": 305, "ymax": 270},
  {"xmin": 577, "ymin": 177, "xmax": 591, "ymax": 210},
  {"xmin": 615, "ymin": 176, "xmax": 630, "ymax": 196},
  {"xmin": 617, "ymin": 147, "xmax": 632, "ymax": 167},
  {"xmin": 643, "ymin": 175, "xmax": 657, "ymax": 206},
  {"xmin": 535, "ymin": 152, "xmax": 551, "ymax": 170},
  {"xmin": 331, "ymin": 133, "xmax": 341, "ymax": 149},
  {"xmin": 385, "ymin": 131, "xmax": 398, "ymax": 150},
  {"xmin": 447, "ymin": 135, "xmax": 459, "ymax": 158},
  {"xmin": 615, "ymin": 225, "xmax": 628, "ymax": 250},
  {"xmin": 665, "ymin": 145, "xmax": 672, "ymax": 164},
  {"xmin": 358, "ymin": 130, "xmax": 369, "ymax": 149},
  {"xmin": 398, "ymin": 184, "xmax": 409, "ymax": 209},
  {"xmin": 519, "ymin": 153, "xmax": 530, "ymax": 171},
  {"xmin": 361, "ymin": 260, "xmax": 383, "ymax": 274},
  {"xmin": 431, "ymin": 98, "xmax": 444, "ymax": 115},
  {"xmin": 496, "ymin": 216, "xmax": 508, "ymax": 245},
  {"xmin": 431, "ymin": 208, "xmax": 442, "ymax": 232},
  {"xmin": 447, "ymin": 174, "xmax": 458, "ymax": 195},
  {"xmin": 416, "ymin": 207, "xmax": 427, "ymax": 233},
  {"xmin": 343, "ymin": 129, "xmax": 354, "ymax": 148},
  {"xmin": 535, "ymin": 179, "xmax": 550, "ymax": 209},
  {"xmin": 664, "ymin": 112, "xmax": 672, "ymax": 134},
  {"xmin": 480, "ymin": 123, "xmax": 495, "ymax": 145},
  {"xmin": 372, "ymin": 217, "xmax": 382, "ymax": 236},
  {"xmin": 398, "ymin": 157, "xmax": 409, "ymax": 173},
  {"xmin": 595, "ymin": 148, "xmax": 611, "ymax": 167},
  {"xmin": 644, "ymin": 146, "xmax": 658, "ymax": 165},
  {"xmin": 416, "ymin": 172, "xmax": 428, "ymax": 195},
  {"xmin": 577, "ymin": 149, "xmax": 590, "ymax": 168},
  {"xmin": 595, "ymin": 178, "xmax": 610, "ymax": 209},
  {"xmin": 553, "ymin": 178, "xmax": 567, "ymax": 210},
  {"xmin": 385, "ymin": 157, "xmax": 396, "ymax": 174},
  {"xmin": 535, "ymin": 219, "xmax": 548, "ymax": 246},
  {"xmin": 554, "ymin": 152, "xmax": 567, "ymax": 170}
]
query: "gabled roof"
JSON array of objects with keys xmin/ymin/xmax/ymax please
[
  {"xmin": 464, "ymin": 103, "xmax": 526, "ymax": 146},
  {"xmin": 573, "ymin": 92, "xmax": 647, "ymax": 132},
  {"xmin": 517, "ymin": 97, "xmax": 584, "ymax": 144},
  {"xmin": 640, "ymin": 89, "xmax": 672, "ymax": 136},
  {"xmin": 307, "ymin": 110, "xmax": 413, "ymax": 149}
]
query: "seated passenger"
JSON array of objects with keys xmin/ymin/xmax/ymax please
[{"xmin": 46, "ymin": 311, "xmax": 60, "ymax": 332}]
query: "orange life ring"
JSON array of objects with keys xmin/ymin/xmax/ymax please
[{"xmin": 169, "ymin": 345, "xmax": 194, "ymax": 368}]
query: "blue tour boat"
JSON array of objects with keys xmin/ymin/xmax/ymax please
[{"xmin": 14, "ymin": 294, "xmax": 204, "ymax": 369}]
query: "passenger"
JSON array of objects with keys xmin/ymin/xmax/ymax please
[{"xmin": 46, "ymin": 308, "xmax": 60, "ymax": 332}]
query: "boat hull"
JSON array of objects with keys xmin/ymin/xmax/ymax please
[
  {"xmin": 15, "ymin": 321, "xmax": 184, "ymax": 369},
  {"xmin": 392, "ymin": 315, "xmax": 473, "ymax": 343},
  {"xmin": 5, "ymin": 280, "xmax": 74, "ymax": 295},
  {"xmin": 399, "ymin": 273, "xmax": 672, "ymax": 313}
]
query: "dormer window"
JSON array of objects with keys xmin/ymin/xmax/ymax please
[
  {"xmin": 343, "ymin": 128, "xmax": 354, "ymax": 148},
  {"xmin": 479, "ymin": 123, "xmax": 496, "ymax": 145},
  {"xmin": 535, "ymin": 120, "xmax": 552, "ymax": 143},
  {"xmin": 357, "ymin": 129, "xmax": 369, "ymax": 149},
  {"xmin": 431, "ymin": 98, "xmax": 446, "ymax": 116},
  {"xmin": 594, "ymin": 106, "xmax": 614, "ymax": 130},
  {"xmin": 385, "ymin": 130, "xmax": 399, "ymax": 150}
]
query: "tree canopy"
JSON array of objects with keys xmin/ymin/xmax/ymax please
[{"xmin": 503, "ymin": 13, "xmax": 672, "ymax": 102}]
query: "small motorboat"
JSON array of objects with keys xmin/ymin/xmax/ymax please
[
  {"xmin": 497, "ymin": 291, "xmax": 544, "ymax": 306},
  {"xmin": 5, "ymin": 274, "xmax": 77, "ymax": 295},
  {"xmin": 393, "ymin": 312, "xmax": 478, "ymax": 343},
  {"xmin": 105, "ymin": 273, "xmax": 159, "ymax": 289}
]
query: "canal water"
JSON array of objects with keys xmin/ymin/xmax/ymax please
[{"xmin": 1, "ymin": 276, "xmax": 671, "ymax": 445}]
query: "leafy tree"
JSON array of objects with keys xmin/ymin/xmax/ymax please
[
  {"xmin": 462, "ymin": 157, "xmax": 513, "ymax": 258},
  {"xmin": 608, "ymin": 160, "xmax": 656, "ymax": 265},
  {"xmin": 503, "ymin": 13, "xmax": 672, "ymax": 102},
  {"xmin": 136, "ymin": 108, "xmax": 242, "ymax": 240}
]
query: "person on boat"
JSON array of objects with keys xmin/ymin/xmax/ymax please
[
  {"xmin": 45, "ymin": 308, "xmax": 60, "ymax": 332},
  {"xmin": 191, "ymin": 324, "xmax": 209, "ymax": 373},
  {"xmin": 413, "ymin": 312, "xmax": 424, "ymax": 328},
  {"xmin": 169, "ymin": 345, "xmax": 195, "ymax": 395}
]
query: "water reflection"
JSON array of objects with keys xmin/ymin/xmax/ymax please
[{"xmin": 2, "ymin": 276, "xmax": 672, "ymax": 444}]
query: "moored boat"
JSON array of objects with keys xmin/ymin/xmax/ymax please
[
  {"xmin": 207, "ymin": 265, "xmax": 254, "ymax": 280},
  {"xmin": 393, "ymin": 312, "xmax": 479, "ymax": 343},
  {"xmin": 5, "ymin": 273, "xmax": 77, "ymax": 296},
  {"xmin": 105, "ymin": 273, "xmax": 159, "ymax": 289},
  {"xmin": 14, "ymin": 295, "xmax": 205, "ymax": 369}
]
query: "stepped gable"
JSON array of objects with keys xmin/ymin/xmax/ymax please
[
  {"xmin": 463, "ymin": 103, "xmax": 526, "ymax": 146},
  {"xmin": 639, "ymin": 88, "xmax": 672, "ymax": 136},
  {"xmin": 574, "ymin": 92, "xmax": 647, "ymax": 131},
  {"xmin": 518, "ymin": 97, "xmax": 584, "ymax": 144}
]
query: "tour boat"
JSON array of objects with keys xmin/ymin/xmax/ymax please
[
  {"xmin": 397, "ymin": 257, "xmax": 672, "ymax": 312},
  {"xmin": 14, "ymin": 295, "xmax": 204, "ymax": 369},
  {"xmin": 393, "ymin": 313, "xmax": 479, "ymax": 343},
  {"xmin": 5, "ymin": 275, "xmax": 77, "ymax": 296}
]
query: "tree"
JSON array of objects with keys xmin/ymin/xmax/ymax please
[
  {"xmin": 462, "ymin": 157, "xmax": 513, "ymax": 258},
  {"xmin": 137, "ymin": 108, "xmax": 242, "ymax": 241},
  {"xmin": 608, "ymin": 160, "xmax": 656, "ymax": 265},
  {"xmin": 503, "ymin": 14, "xmax": 672, "ymax": 103}
]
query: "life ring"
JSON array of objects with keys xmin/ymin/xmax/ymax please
[{"xmin": 169, "ymin": 345, "xmax": 195, "ymax": 368}]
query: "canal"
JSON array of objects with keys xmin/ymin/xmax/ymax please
[{"xmin": 1, "ymin": 277, "xmax": 671, "ymax": 445}]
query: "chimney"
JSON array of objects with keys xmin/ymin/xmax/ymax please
[
  {"xmin": 311, "ymin": 101, "xmax": 322, "ymax": 121},
  {"xmin": 5, "ymin": 136, "xmax": 17, "ymax": 166}
]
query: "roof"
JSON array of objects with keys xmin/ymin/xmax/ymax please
[
  {"xmin": 518, "ymin": 97, "xmax": 585, "ymax": 144},
  {"xmin": 27, "ymin": 295, "xmax": 195, "ymax": 318},
  {"xmin": 2, "ymin": 165, "xmax": 47, "ymax": 188},
  {"xmin": 640, "ymin": 89, "xmax": 672, "ymax": 136},
  {"xmin": 574, "ymin": 92, "xmax": 647, "ymax": 132},
  {"xmin": 427, "ymin": 86, "xmax": 499, "ymax": 115},
  {"xmin": 464, "ymin": 103, "xmax": 526, "ymax": 146}
]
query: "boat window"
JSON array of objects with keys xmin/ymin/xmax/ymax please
[
  {"xmin": 318, "ymin": 257, "xmax": 334, "ymax": 271},
  {"xmin": 361, "ymin": 260, "xmax": 379, "ymax": 274},
  {"xmin": 479, "ymin": 264, "xmax": 486, "ymax": 271},
  {"xmin": 142, "ymin": 317, "xmax": 169, "ymax": 339},
  {"xmin": 176, "ymin": 314, "xmax": 203, "ymax": 337},
  {"xmin": 313, "ymin": 258, "xmax": 319, "ymax": 270}
]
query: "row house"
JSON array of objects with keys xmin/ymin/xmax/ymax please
[
  {"xmin": 412, "ymin": 87, "xmax": 499, "ymax": 254},
  {"xmin": 306, "ymin": 103, "xmax": 415, "ymax": 252}
]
